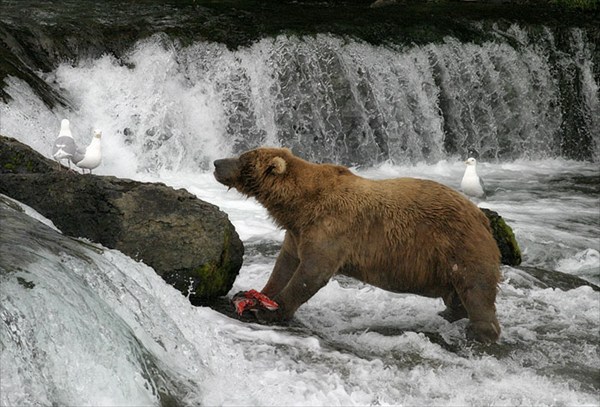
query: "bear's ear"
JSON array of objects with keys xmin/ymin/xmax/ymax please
[{"xmin": 269, "ymin": 156, "xmax": 287, "ymax": 175}]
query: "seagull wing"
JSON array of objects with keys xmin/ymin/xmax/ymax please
[
  {"xmin": 71, "ymin": 144, "xmax": 86, "ymax": 164},
  {"xmin": 52, "ymin": 136, "xmax": 77, "ymax": 158}
]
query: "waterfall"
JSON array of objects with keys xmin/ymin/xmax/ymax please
[{"xmin": 1, "ymin": 27, "xmax": 598, "ymax": 173}]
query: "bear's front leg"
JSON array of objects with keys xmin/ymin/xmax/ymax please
[
  {"xmin": 261, "ymin": 232, "xmax": 300, "ymax": 298},
  {"xmin": 259, "ymin": 238, "xmax": 345, "ymax": 321},
  {"xmin": 253, "ymin": 257, "xmax": 334, "ymax": 324}
]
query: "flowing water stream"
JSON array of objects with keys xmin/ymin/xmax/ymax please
[{"xmin": 0, "ymin": 2, "xmax": 599, "ymax": 406}]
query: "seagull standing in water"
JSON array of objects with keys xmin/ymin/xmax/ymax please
[
  {"xmin": 52, "ymin": 119, "xmax": 78, "ymax": 169},
  {"xmin": 461, "ymin": 157, "xmax": 486, "ymax": 199},
  {"xmin": 74, "ymin": 129, "xmax": 102, "ymax": 174}
]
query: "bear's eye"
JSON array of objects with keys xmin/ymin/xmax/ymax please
[
  {"xmin": 238, "ymin": 153, "xmax": 257, "ymax": 170},
  {"xmin": 239, "ymin": 151, "xmax": 254, "ymax": 163}
]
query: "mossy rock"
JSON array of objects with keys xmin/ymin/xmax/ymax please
[
  {"xmin": 481, "ymin": 208, "xmax": 522, "ymax": 266},
  {"xmin": 0, "ymin": 135, "xmax": 244, "ymax": 303},
  {"xmin": 0, "ymin": 135, "xmax": 58, "ymax": 174},
  {"xmin": 163, "ymin": 224, "xmax": 242, "ymax": 303}
]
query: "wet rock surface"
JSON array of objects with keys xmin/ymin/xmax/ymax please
[
  {"xmin": 0, "ymin": 135, "xmax": 244, "ymax": 302},
  {"xmin": 481, "ymin": 207, "xmax": 522, "ymax": 266}
]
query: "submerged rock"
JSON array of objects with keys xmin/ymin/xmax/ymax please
[
  {"xmin": 504, "ymin": 265, "xmax": 599, "ymax": 292},
  {"xmin": 0, "ymin": 135, "xmax": 243, "ymax": 302}
]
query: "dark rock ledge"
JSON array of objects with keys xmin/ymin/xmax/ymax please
[{"xmin": 0, "ymin": 135, "xmax": 244, "ymax": 303}]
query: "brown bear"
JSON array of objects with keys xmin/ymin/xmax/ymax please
[{"xmin": 214, "ymin": 147, "xmax": 501, "ymax": 343}]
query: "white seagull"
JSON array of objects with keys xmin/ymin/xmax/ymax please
[
  {"xmin": 74, "ymin": 129, "xmax": 102, "ymax": 174},
  {"xmin": 461, "ymin": 157, "xmax": 486, "ymax": 199},
  {"xmin": 52, "ymin": 119, "xmax": 78, "ymax": 169}
]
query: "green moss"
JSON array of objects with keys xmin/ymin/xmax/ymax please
[
  {"xmin": 191, "ymin": 262, "xmax": 227, "ymax": 298},
  {"xmin": 481, "ymin": 208, "xmax": 522, "ymax": 266},
  {"xmin": 161, "ymin": 223, "xmax": 242, "ymax": 304},
  {"xmin": 221, "ymin": 226, "xmax": 239, "ymax": 287},
  {"xmin": 190, "ymin": 225, "xmax": 240, "ymax": 299},
  {"xmin": 497, "ymin": 216, "xmax": 521, "ymax": 263},
  {"xmin": 0, "ymin": 142, "xmax": 53, "ymax": 174}
]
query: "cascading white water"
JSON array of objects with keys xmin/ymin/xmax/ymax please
[
  {"xmin": 2, "ymin": 27, "xmax": 597, "ymax": 175},
  {"xmin": 2, "ymin": 157, "xmax": 599, "ymax": 406}
]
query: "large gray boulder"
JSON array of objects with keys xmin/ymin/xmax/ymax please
[{"xmin": 0, "ymin": 135, "xmax": 243, "ymax": 303}]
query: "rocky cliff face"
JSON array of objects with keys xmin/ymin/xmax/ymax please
[{"xmin": 0, "ymin": 135, "xmax": 244, "ymax": 302}]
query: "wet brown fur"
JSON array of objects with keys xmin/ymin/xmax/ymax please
[{"xmin": 214, "ymin": 147, "xmax": 502, "ymax": 342}]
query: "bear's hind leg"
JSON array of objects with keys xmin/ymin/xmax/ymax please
[
  {"xmin": 439, "ymin": 290, "xmax": 468, "ymax": 322},
  {"xmin": 453, "ymin": 268, "xmax": 501, "ymax": 343},
  {"xmin": 463, "ymin": 294, "xmax": 500, "ymax": 343}
]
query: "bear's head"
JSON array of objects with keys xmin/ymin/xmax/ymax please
[
  {"xmin": 215, "ymin": 147, "xmax": 357, "ymax": 231},
  {"xmin": 214, "ymin": 147, "xmax": 293, "ymax": 199}
]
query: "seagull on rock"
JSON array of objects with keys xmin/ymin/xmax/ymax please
[
  {"xmin": 461, "ymin": 157, "xmax": 486, "ymax": 199},
  {"xmin": 52, "ymin": 119, "xmax": 78, "ymax": 169},
  {"xmin": 74, "ymin": 129, "xmax": 102, "ymax": 174}
]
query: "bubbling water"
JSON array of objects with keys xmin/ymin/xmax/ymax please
[{"xmin": 3, "ymin": 28, "xmax": 597, "ymax": 176}]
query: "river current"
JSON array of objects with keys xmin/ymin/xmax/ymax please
[{"xmin": 0, "ymin": 4, "xmax": 599, "ymax": 406}]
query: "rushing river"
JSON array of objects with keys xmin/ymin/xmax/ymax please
[
  {"xmin": 1, "ymin": 1, "xmax": 599, "ymax": 406},
  {"xmin": 1, "ymin": 158, "xmax": 598, "ymax": 406}
]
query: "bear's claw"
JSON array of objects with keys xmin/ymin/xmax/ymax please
[
  {"xmin": 232, "ymin": 289, "xmax": 279, "ymax": 315},
  {"xmin": 466, "ymin": 320, "xmax": 501, "ymax": 343}
]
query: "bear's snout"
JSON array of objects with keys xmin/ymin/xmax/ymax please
[{"xmin": 214, "ymin": 158, "xmax": 240, "ymax": 186}]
